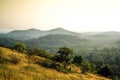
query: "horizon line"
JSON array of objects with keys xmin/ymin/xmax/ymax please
[{"xmin": 0, "ymin": 27, "xmax": 120, "ymax": 33}]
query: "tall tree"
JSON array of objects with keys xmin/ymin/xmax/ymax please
[{"xmin": 54, "ymin": 47, "xmax": 73, "ymax": 68}]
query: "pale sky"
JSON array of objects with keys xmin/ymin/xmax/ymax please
[{"xmin": 0, "ymin": 0, "xmax": 120, "ymax": 32}]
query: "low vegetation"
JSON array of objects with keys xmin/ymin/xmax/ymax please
[{"xmin": 0, "ymin": 46, "xmax": 109, "ymax": 80}]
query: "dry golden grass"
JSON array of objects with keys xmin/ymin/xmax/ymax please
[{"xmin": 0, "ymin": 47, "xmax": 110, "ymax": 80}]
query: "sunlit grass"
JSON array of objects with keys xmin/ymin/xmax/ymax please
[{"xmin": 0, "ymin": 47, "xmax": 109, "ymax": 80}]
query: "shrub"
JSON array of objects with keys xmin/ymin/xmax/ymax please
[
  {"xmin": 41, "ymin": 59, "xmax": 53, "ymax": 68},
  {"xmin": 37, "ymin": 59, "xmax": 71, "ymax": 73},
  {"xmin": 27, "ymin": 48, "xmax": 53, "ymax": 59},
  {"xmin": 73, "ymin": 55, "xmax": 83, "ymax": 65},
  {"xmin": 53, "ymin": 63, "xmax": 71, "ymax": 73},
  {"xmin": 81, "ymin": 61, "xmax": 96, "ymax": 73},
  {"xmin": 98, "ymin": 65, "xmax": 114, "ymax": 77},
  {"xmin": 10, "ymin": 54, "xmax": 21, "ymax": 64},
  {"xmin": 13, "ymin": 43, "xmax": 26, "ymax": 53}
]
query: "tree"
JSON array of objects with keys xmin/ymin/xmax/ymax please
[
  {"xmin": 13, "ymin": 43, "xmax": 26, "ymax": 53},
  {"xmin": 98, "ymin": 65, "xmax": 114, "ymax": 77},
  {"xmin": 73, "ymin": 55, "xmax": 83, "ymax": 65},
  {"xmin": 27, "ymin": 48, "xmax": 52, "ymax": 59},
  {"xmin": 81, "ymin": 61, "xmax": 96, "ymax": 73},
  {"xmin": 54, "ymin": 47, "xmax": 73, "ymax": 68}
]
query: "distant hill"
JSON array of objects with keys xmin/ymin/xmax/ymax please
[
  {"xmin": 0, "ymin": 28, "xmax": 120, "ymax": 51},
  {"xmin": 47, "ymin": 28, "xmax": 80, "ymax": 36},
  {"xmin": 0, "ymin": 34, "xmax": 88, "ymax": 52},
  {"xmin": 82, "ymin": 31, "xmax": 120, "ymax": 43},
  {"xmin": 25, "ymin": 34, "xmax": 87, "ymax": 47},
  {"xmin": 1, "ymin": 28, "xmax": 81, "ymax": 40},
  {"xmin": 2, "ymin": 28, "xmax": 45, "ymax": 40},
  {"xmin": 80, "ymin": 31, "xmax": 120, "ymax": 48},
  {"xmin": 1, "ymin": 28, "xmax": 120, "ymax": 41},
  {"xmin": 82, "ymin": 31, "xmax": 120, "ymax": 38},
  {"xmin": 0, "ymin": 37, "xmax": 20, "ymax": 47}
]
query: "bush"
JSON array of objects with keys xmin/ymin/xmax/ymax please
[
  {"xmin": 73, "ymin": 55, "xmax": 83, "ymax": 65},
  {"xmin": 36, "ymin": 59, "xmax": 71, "ymax": 73},
  {"xmin": 81, "ymin": 61, "xmax": 96, "ymax": 74},
  {"xmin": 10, "ymin": 54, "xmax": 21, "ymax": 64},
  {"xmin": 98, "ymin": 65, "xmax": 114, "ymax": 78},
  {"xmin": 41, "ymin": 59, "xmax": 53, "ymax": 68},
  {"xmin": 27, "ymin": 48, "xmax": 53, "ymax": 59},
  {"xmin": 13, "ymin": 43, "xmax": 26, "ymax": 53},
  {"xmin": 54, "ymin": 62, "xmax": 71, "ymax": 73}
]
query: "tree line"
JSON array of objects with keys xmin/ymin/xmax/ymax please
[{"xmin": 10, "ymin": 43, "xmax": 120, "ymax": 80}]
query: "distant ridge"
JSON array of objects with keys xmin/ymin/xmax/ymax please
[
  {"xmin": 25, "ymin": 34, "xmax": 87, "ymax": 47},
  {"xmin": 0, "ymin": 28, "xmax": 120, "ymax": 53},
  {"xmin": 0, "ymin": 28, "xmax": 81, "ymax": 40}
]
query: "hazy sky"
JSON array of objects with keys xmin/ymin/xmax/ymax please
[{"xmin": 0, "ymin": 0, "xmax": 120, "ymax": 32}]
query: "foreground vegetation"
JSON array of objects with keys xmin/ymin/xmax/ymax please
[
  {"xmin": 82, "ymin": 48, "xmax": 120, "ymax": 80},
  {"xmin": 0, "ymin": 46, "xmax": 108, "ymax": 80}
]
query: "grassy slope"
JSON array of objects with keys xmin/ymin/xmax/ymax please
[{"xmin": 0, "ymin": 47, "xmax": 109, "ymax": 80}]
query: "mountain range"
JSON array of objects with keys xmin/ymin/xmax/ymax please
[
  {"xmin": 0, "ymin": 28, "xmax": 120, "ymax": 53},
  {"xmin": 1, "ymin": 28, "xmax": 120, "ymax": 40},
  {"xmin": 0, "ymin": 28, "xmax": 80, "ymax": 40}
]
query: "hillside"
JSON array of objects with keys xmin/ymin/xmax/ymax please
[
  {"xmin": 25, "ymin": 34, "xmax": 87, "ymax": 47},
  {"xmin": 0, "ymin": 47, "xmax": 109, "ymax": 80},
  {"xmin": 0, "ymin": 28, "xmax": 120, "ymax": 49},
  {"xmin": 47, "ymin": 28, "xmax": 80, "ymax": 36},
  {"xmin": 24, "ymin": 34, "xmax": 89, "ymax": 53},
  {"xmin": 0, "ymin": 33, "xmax": 119, "ymax": 53},
  {"xmin": 2, "ymin": 29, "xmax": 45, "ymax": 40},
  {"xmin": 81, "ymin": 31, "xmax": 120, "ymax": 48},
  {"xmin": 0, "ymin": 37, "xmax": 20, "ymax": 47},
  {"xmin": 1, "ymin": 28, "xmax": 81, "ymax": 40}
]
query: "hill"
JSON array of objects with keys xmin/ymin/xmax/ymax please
[
  {"xmin": 0, "ymin": 28, "xmax": 120, "ymax": 53},
  {"xmin": 81, "ymin": 31, "xmax": 120, "ymax": 48},
  {"xmin": 2, "ymin": 28, "xmax": 45, "ymax": 40},
  {"xmin": 82, "ymin": 31, "xmax": 120, "ymax": 39},
  {"xmin": 0, "ymin": 34, "xmax": 87, "ymax": 53},
  {"xmin": 47, "ymin": 28, "xmax": 80, "ymax": 36},
  {"xmin": 24, "ymin": 34, "xmax": 89, "ymax": 52},
  {"xmin": 0, "ymin": 47, "xmax": 109, "ymax": 80},
  {"xmin": 0, "ymin": 37, "xmax": 19, "ymax": 47},
  {"xmin": 25, "ymin": 34, "xmax": 87, "ymax": 47},
  {"xmin": 1, "ymin": 28, "xmax": 81, "ymax": 40}
]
